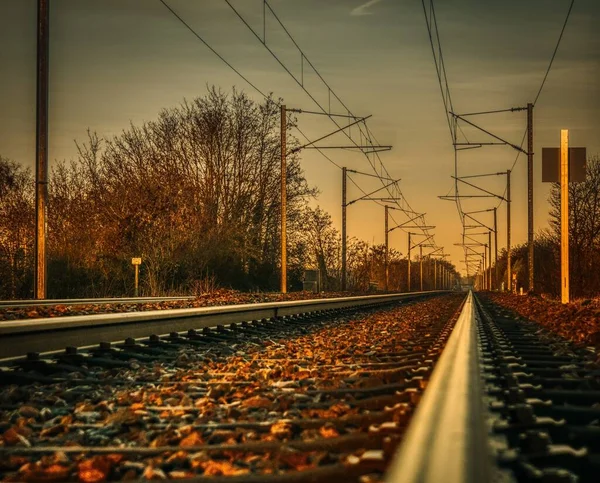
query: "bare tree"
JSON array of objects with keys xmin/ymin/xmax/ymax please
[{"xmin": 0, "ymin": 157, "xmax": 34, "ymax": 298}]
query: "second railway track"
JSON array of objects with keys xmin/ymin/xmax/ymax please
[{"xmin": 0, "ymin": 292, "xmax": 462, "ymax": 482}]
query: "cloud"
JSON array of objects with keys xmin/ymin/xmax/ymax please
[{"xmin": 350, "ymin": 0, "xmax": 383, "ymax": 17}]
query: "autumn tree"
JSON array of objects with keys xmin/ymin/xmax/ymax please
[
  {"xmin": 548, "ymin": 155, "xmax": 600, "ymax": 297},
  {"xmin": 0, "ymin": 157, "xmax": 34, "ymax": 298},
  {"xmin": 48, "ymin": 88, "xmax": 315, "ymax": 296},
  {"xmin": 299, "ymin": 206, "xmax": 341, "ymax": 290}
]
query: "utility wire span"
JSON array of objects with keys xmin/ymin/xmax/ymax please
[
  {"xmin": 533, "ymin": 0, "xmax": 575, "ymax": 106},
  {"xmin": 422, "ymin": 0, "xmax": 455, "ymax": 144},
  {"xmin": 159, "ymin": 0, "xmax": 343, "ymax": 177},
  {"xmin": 507, "ymin": 0, "xmax": 574, "ymax": 176},
  {"xmin": 158, "ymin": 0, "xmax": 269, "ymax": 100}
]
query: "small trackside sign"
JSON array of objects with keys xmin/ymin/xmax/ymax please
[{"xmin": 131, "ymin": 258, "xmax": 142, "ymax": 265}]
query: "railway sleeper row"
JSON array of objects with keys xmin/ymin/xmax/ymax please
[{"xmin": 477, "ymin": 296, "xmax": 600, "ymax": 483}]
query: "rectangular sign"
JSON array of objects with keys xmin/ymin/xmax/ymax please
[
  {"xmin": 131, "ymin": 258, "xmax": 142, "ymax": 265},
  {"xmin": 542, "ymin": 147, "xmax": 586, "ymax": 183}
]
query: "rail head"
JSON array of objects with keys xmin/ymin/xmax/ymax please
[
  {"xmin": 0, "ymin": 296, "xmax": 195, "ymax": 308},
  {"xmin": 385, "ymin": 291, "xmax": 492, "ymax": 482}
]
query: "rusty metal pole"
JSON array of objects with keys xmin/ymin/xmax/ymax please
[
  {"xmin": 560, "ymin": 129, "xmax": 569, "ymax": 304},
  {"xmin": 527, "ymin": 102, "xmax": 534, "ymax": 292},
  {"xmin": 419, "ymin": 245, "xmax": 423, "ymax": 292},
  {"xmin": 384, "ymin": 206, "xmax": 389, "ymax": 291},
  {"xmin": 483, "ymin": 249, "xmax": 487, "ymax": 290},
  {"xmin": 407, "ymin": 233, "xmax": 411, "ymax": 292},
  {"xmin": 506, "ymin": 169, "xmax": 512, "ymax": 292},
  {"xmin": 434, "ymin": 258, "xmax": 437, "ymax": 290},
  {"xmin": 280, "ymin": 105, "xmax": 287, "ymax": 293},
  {"xmin": 34, "ymin": 0, "xmax": 50, "ymax": 299},
  {"xmin": 488, "ymin": 231, "xmax": 492, "ymax": 290},
  {"xmin": 493, "ymin": 207, "xmax": 498, "ymax": 290},
  {"xmin": 341, "ymin": 167, "xmax": 347, "ymax": 291},
  {"xmin": 442, "ymin": 265, "xmax": 446, "ymax": 290}
]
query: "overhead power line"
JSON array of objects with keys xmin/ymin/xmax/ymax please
[
  {"xmin": 158, "ymin": 0, "xmax": 268, "ymax": 100},
  {"xmin": 533, "ymin": 0, "xmax": 576, "ymax": 106}
]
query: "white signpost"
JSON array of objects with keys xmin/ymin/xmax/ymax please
[{"xmin": 131, "ymin": 257, "xmax": 142, "ymax": 297}]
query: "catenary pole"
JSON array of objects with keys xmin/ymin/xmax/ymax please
[
  {"xmin": 527, "ymin": 102, "xmax": 534, "ymax": 292},
  {"xmin": 35, "ymin": 0, "xmax": 49, "ymax": 299},
  {"xmin": 419, "ymin": 245, "xmax": 423, "ymax": 292},
  {"xmin": 493, "ymin": 207, "xmax": 498, "ymax": 290},
  {"xmin": 488, "ymin": 231, "xmax": 492, "ymax": 290},
  {"xmin": 560, "ymin": 130, "xmax": 569, "ymax": 303},
  {"xmin": 341, "ymin": 167, "xmax": 347, "ymax": 291},
  {"xmin": 507, "ymin": 169, "xmax": 512, "ymax": 292},
  {"xmin": 280, "ymin": 105, "xmax": 287, "ymax": 293},
  {"xmin": 384, "ymin": 206, "xmax": 389, "ymax": 291},
  {"xmin": 407, "ymin": 233, "xmax": 411, "ymax": 292}
]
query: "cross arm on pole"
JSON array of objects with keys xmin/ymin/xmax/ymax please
[
  {"xmin": 387, "ymin": 213, "xmax": 426, "ymax": 233},
  {"xmin": 439, "ymin": 195, "xmax": 499, "ymax": 201},
  {"xmin": 453, "ymin": 107, "xmax": 527, "ymax": 117},
  {"xmin": 463, "ymin": 208, "xmax": 495, "ymax": 215},
  {"xmin": 452, "ymin": 176, "xmax": 507, "ymax": 201},
  {"xmin": 464, "ymin": 213, "xmax": 494, "ymax": 232},
  {"xmin": 449, "ymin": 112, "xmax": 528, "ymax": 154},
  {"xmin": 458, "ymin": 172, "xmax": 506, "ymax": 180},
  {"xmin": 346, "ymin": 178, "xmax": 400, "ymax": 206},
  {"xmin": 390, "ymin": 225, "xmax": 435, "ymax": 233},
  {"xmin": 347, "ymin": 169, "xmax": 396, "ymax": 182},
  {"xmin": 411, "ymin": 234, "xmax": 435, "ymax": 249},
  {"xmin": 289, "ymin": 115, "xmax": 372, "ymax": 155},
  {"xmin": 303, "ymin": 145, "xmax": 392, "ymax": 151}
]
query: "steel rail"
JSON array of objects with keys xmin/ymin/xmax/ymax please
[
  {"xmin": 385, "ymin": 291, "xmax": 491, "ymax": 482},
  {"xmin": 0, "ymin": 291, "xmax": 446, "ymax": 359},
  {"xmin": 0, "ymin": 296, "xmax": 195, "ymax": 308}
]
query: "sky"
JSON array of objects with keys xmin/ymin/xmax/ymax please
[{"xmin": 1, "ymin": 0, "xmax": 599, "ymax": 276}]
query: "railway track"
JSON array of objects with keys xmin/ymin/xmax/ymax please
[
  {"xmin": 0, "ymin": 297, "xmax": 195, "ymax": 310},
  {"xmin": 0, "ymin": 292, "xmax": 444, "ymax": 359},
  {"xmin": 0, "ymin": 291, "xmax": 598, "ymax": 482}
]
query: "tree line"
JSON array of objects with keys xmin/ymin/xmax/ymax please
[{"xmin": 0, "ymin": 88, "xmax": 458, "ymax": 299}]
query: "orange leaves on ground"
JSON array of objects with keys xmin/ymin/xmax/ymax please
[
  {"xmin": 302, "ymin": 402, "xmax": 353, "ymax": 420},
  {"xmin": 77, "ymin": 456, "xmax": 114, "ymax": 483},
  {"xmin": 1, "ymin": 427, "xmax": 24, "ymax": 446},
  {"xmin": 241, "ymin": 395, "xmax": 272, "ymax": 409},
  {"xmin": 484, "ymin": 293, "xmax": 600, "ymax": 348},
  {"xmin": 278, "ymin": 450, "xmax": 312, "ymax": 471},
  {"xmin": 270, "ymin": 421, "xmax": 293, "ymax": 439},
  {"xmin": 18, "ymin": 463, "xmax": 71, "ymax": 482},
  {"xmin": 179, "ymin": 431, "xmax": 204, "ymax": 447},
  {"xmin": 319, "ymin": 424, "xmax": 340, "ymax": 439},
  {"xmin": 200, "ymin": 460, "xmax": 250, "ymax": 476}
]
